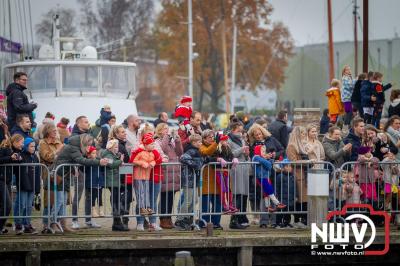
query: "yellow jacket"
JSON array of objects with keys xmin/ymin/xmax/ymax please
[{"xmin": 326, "ymin": 87, "xmax": 344, "ymax": 115}]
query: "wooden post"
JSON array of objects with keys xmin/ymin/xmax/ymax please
[
  {"xmin": 353, "ymin": 0, "xmax": 359, "ymax": 75},
  {"xmin": 25, "ymin": 251, "xmax": 41, "ymax": 266},
  {"xmin": 221, "ymin": 0, "xmax": 230, "ymax": 114},
  {"xmin": 237, "ymin": 246, "xmax": 253, "ymax": 266},
  {"xmin": 327, "ymin": 0, "xmax": 335, "ymax": 81},
  {"xmin": 362, "ymin": 0, "xmax": 369, "ymax": 73}
]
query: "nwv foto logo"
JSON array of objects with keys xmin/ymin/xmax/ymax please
[{"xmin": 310, "ymin": 204, "xmax": 390, "ymax": 256}]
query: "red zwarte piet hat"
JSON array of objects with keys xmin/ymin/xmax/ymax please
[
  {"xmin": 180, "ymin": 96, "xmax": 193, "ymax": 104},
  {"xmin": 87, "ymin": 146, "xmax": 96, "ymax": 155},
  {"xmin": 142, "ymin": 133, "xmax": 155, "ymax": 145}
]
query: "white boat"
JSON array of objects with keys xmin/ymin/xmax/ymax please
[{"xmin": 2, "ymin": 15, "xmax": 137, "ymax": 125}]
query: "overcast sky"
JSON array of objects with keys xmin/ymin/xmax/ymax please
[{"xmin": 2, "ymin": 0, "xmax": 400, "ymax": 47}]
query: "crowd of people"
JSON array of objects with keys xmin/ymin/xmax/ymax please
[{"xmin": 1, "ymin": 70, "xmax": 400, "ymax": 236}]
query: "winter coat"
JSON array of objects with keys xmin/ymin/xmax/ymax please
[
  {"xmin": 306, "ymin": 140, "xmax": 325, "ymax": 162},
  {"xmin": 388, "ymin": 99, "xmax": 400, "ymax": 118},
  {"xmin": 129, "ymin": 148, "xmax": 159, "ymax": 181},
  {"xmin": 155, "ymin": 135, "xmax": 183, "ymax": 192},
  {"xmin": 174, "ymin": 105, "xmax": 192, "ymax": 121},
  {"xmin": 355, "ymin": 156, "xmax": 380, "ymax": 184},
  {"xmin": 341, "ymin": 75, "xmax": 353, "ymax": 103},
  {"xmin": 38, "ymin": 138, "xmax": 63, "ymax": 185},
  {"xmin": 343, "ymin": 130, "xmax": 362, "ymax": 162},
  {"xmin": 199, "ymin": 142, "xmax": 219, "ymax": 195},
  {"xmin": 286, "ymin": 144, "xmax": 308, "ymax": 203},
  {"xmin": 101, "ymin": 149, "xmax": 123, "ymax": 188},
  {"xmin": 351, "ymin": 79, "xmax": 363, "ymax": 104},
  {"xmin": 322, "ymin": 136, "xmax": 347, "ymax": 168},
  {"xmin": 17, "ymin": 151, "xmax": 41, "ymax": 193},
  {"xmin": 180, "ymin": 143, "xmax": 203, "ymax": 188},
  {"xmin": 100, "ymin": 124, "xmax": 111, "ymax": 149},
  {"xmin": 268, "ymin": 119, "xmax": 289, "ymax": 149},
  {"xmin": 55, "ymin": 135, "xmax": 100, "ymax": 191},
  {"xmin": 0, "ymin": 147, "xmax": 22, "ymax": 184},
  {"xmin": 178, "ymin": 126, "xmax": 202, "ymax": 148},
  {"xmin": 10, "ymin": 125, "xmax": 31, "ymax": 139},
  {"xmin": 320, "ymin": 115, "xmax": 330, "ymax": 134},
  {"xmin": 372, "ymin": 138, "xmax": 398, "ymax": 161},
  {"xmin": 228, "ymin": 133, "xmax": 250, "ymax": 195},
  {"xmin": 275, "ymin": 171, "xmax": 295, "ymax": 208},
  {"xmin": 70, "ymin": 124, "xmax": 88, "ymax": 137},
  {"xmin": 252, "ymin": 155, "xmax": 272, "ymax": 180},
  {"xmin": 381, "ymin": 157, "xmax": 399, "ymax": 184},
  {"xmin": 84, "ymin": 165, "xmax": 105, "ymax": 189},
  {"xmin": 99, "ymin": 108, "xmax": 112, "ymax": 126},
  {"xmin": 360, "ymin": 80, "xmax": 374, "ymax": 108},
  {"xmin": 372, "ymin": 81, "xmax": 392, "ymax": 106},
  {"xmin": 386, "ymin": 126, "xmax": 400, "ymax": 162},
  {"xmin": 326, "ymin": 87, "xmax": 344, "ymax": 115},
  {"xmin": 5, "ymin": 83, "xmax": 36, "ymax": 129},
  {"xmin": 250, "ymin": 137, "xmax": 284, "ymax": 160},
  {"xmin": 57, "ymin": 123, "xmax": 70, "ymax": 144}
]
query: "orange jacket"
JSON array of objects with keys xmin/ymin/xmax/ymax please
[
  {"xmin": 199, "ymin": 142, "xmax": 219, "ymax": 195},
  {"xmin": 326, "ymin": 87, "xmax": 344, "ymax": 115},
  {"xmin": 131, "ymin": 149, "xmax": 156, "ymax": 181}
]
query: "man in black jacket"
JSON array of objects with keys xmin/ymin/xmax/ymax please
[
  {"xmin": 153, "ymin": 112, "xmax": 168, "ymax": 128},
  {"xmin": 343, "ymin": 117, "xmax": 364, "ymax": 162},
  {"xmin": 10, "ymin": 114, "xmax": 31, "ymax": 138},
  {"xmin": 6, "ymin": 72, "xmax": 37, "ymax": 129},
  {"xmin": 268, "ymin": 110, "xmax": 289, "ymax": 149}
]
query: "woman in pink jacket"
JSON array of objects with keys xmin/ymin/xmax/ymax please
[{"xmin": 154, "ymin": 123, "xmax": 183, "ymax": 229}]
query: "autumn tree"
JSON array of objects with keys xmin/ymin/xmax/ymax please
[
  {"xmin": 155, "ymin": 0, "xmax": 294, "ymax": 112},
  {"xmin": 78, "ymin": 0, "xmax": 154, "ymax": 60},
  {"xmin": 35, "ymin": 7, "xmax": 77, "ymax": 44}
]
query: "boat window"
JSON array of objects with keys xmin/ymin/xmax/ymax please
[
  {"xmin": 5, "ymin": 66, "xmax": 57, "ymax": 91},
  {"xmin": 102, "ymin": 66, "xmax": 134, "ymax": 93},
  {"xmin": 62, "ymin": 66, "xmax": 98, "ymax": 92}
]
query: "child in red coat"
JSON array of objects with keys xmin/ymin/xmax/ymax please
[
  {"xmin": 174, "ymin": 96, "xmax": 193, "ymax": 131},
  {"xmin": 129, "ymin": 133, "xmax": 162, "ymax": 231}
]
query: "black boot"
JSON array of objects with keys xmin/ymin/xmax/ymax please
[
  {"xmin": 229, "ymin": 216, "xmax": 246, "ymax": 229},
  {"xmin": 112, "ymin": 217, "xmax": 127, "ymax": 232},
  {"xmin": 122, "ymin": 217, "xmax": 130, "ymax": 231}
]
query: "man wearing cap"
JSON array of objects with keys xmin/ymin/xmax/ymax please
[{"xmin": 6, "ymin": 72, "xmax": 37, "ymax": 130}]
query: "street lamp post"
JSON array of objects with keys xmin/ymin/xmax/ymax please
[{"xmin": 188, "ymin": 0, "xmax": 193, "ymax": 98}]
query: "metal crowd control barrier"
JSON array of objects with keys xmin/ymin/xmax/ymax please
[
  {"xmin": 198, "ymin": 161, "xmax": 336, "ymax": 228},
  {"xmin": 4, "ymin": 159, "xmax": 399, "ymax": 233},
  {"xmin": 0, "ymin": 163, "xmax": 51, "ymax": 233},
  {"xmin": 337, "ymin": 161, "xmax": 400, "ymax": 218},
  {"xmin": 52, "ymin": 162, "xmax": 197, "ymax": 230}
]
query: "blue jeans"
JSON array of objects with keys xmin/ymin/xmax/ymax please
[
  {"xmin": 201, "ymin": 194, "xmax": 222, "ymax": 226},
  {"xmin": 13, "ymin": 191, "xmax": 34, "ymax": 226},
  {"xmin": 137, "ymin": 182, "xmax": 161, "ymax": 225},
  {"xmin": 50, "ymin": 191, "xmax": 67, "ymax": 223}
]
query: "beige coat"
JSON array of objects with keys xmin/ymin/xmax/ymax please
[{"xmin": 286, "ymin": 144, "xmax": 308, "ymax": 203}]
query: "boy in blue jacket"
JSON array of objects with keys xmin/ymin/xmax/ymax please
[
  {"xmin": 252, "ymin": 145, "xmax": 286, "ymax": 212},
  {"xmin": 275, "ymin": 159, "xmax": 295, "ymax": 229}
]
